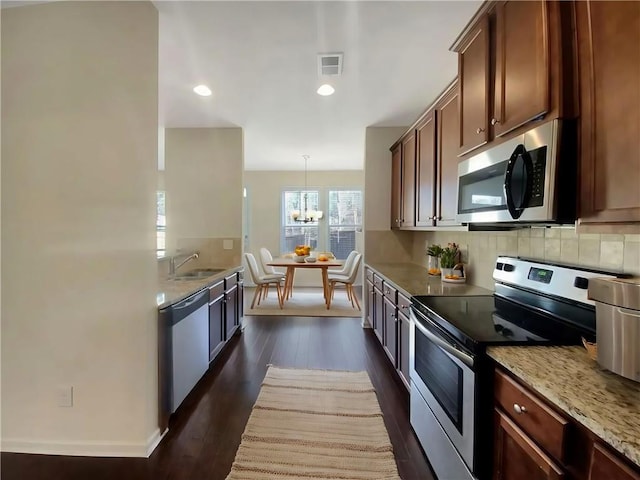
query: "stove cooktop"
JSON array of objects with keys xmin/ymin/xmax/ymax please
[{"xmin": 411, "ymin": 294, "xmax": 594, "ymax": 355}]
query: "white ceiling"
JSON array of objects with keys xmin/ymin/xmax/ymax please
[
  {"xmin": 156, "ymin": 1, "xmax": 482, "ymax": 171},
  {"xmin": 7, "ymin": 1, "xmax": 481, "ymax": 171}
]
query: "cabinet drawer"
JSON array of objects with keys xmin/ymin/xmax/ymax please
[
  {"xmin": 494, "ymin": 369, "xmax": 569, "ymax": 462},
  {"xmin": 397, "ymin": 292, "xmax": 411, "ymax": 317},
  {"xmin": 383, "ymin": 283, "xmax": 397, "ymax": 303},
  {"xmin": 365, "ymin": 268, "xmax": 374, "ymax": 283},
  {"xmin": 209, "ymin": 280, "xmax": 224, "ymax": 302},
  {"xmin": 225, "ymin": 272, "xmax": 238, "ymax": 289},
  {"xmin": 373, "ymin": 274, "xmax": 383, "ymax": 292}
]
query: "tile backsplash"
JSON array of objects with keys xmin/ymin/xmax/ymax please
[{"xmin": 408, "ymin": 228, "xmax": 640, "ymax": 291}]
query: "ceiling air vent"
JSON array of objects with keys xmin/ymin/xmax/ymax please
[{"xmin": 317, "ymin": 53, "xmax": 343, "ymax": 76}]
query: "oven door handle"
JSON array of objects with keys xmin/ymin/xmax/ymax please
[{"xmin": 413, "ymin": 314, "xmax": 475, "ymax": 368}]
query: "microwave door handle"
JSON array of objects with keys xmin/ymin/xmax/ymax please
[{"xmin": 504, "ymin": 144, "xmax": 533, "ymax": 219}]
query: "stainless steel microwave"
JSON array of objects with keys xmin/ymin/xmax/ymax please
[{"xmin": 456, "ymin": 119, "xmax": 576, "ymax": 224}]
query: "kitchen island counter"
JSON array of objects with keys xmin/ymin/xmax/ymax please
[{"xmin": 488, "ymin": 345, "xmax": 640, "ymax": 469}]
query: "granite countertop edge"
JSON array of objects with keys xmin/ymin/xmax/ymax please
[
  {"xmin": 365, "ymin": 261, "xmax": 493, "ymax": 298},
  {"xmin": 157, "ymin": 265, "xmax": 243, "ymax": 309},
  {"xmin": 488, "ymin": 345, "xmax": 640, "ymax": 468}
]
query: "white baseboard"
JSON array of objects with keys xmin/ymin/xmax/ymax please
[
  {"xmin": 2, "ymin": 428, "xmax": 166, "ymax": 458},
  {"xmin": 146, "ymin": 427, "xmax": 167, "ymax": 457}
]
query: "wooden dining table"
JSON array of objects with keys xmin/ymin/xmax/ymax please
[{"xmin": 267, "ymin": 257, "xmax": 343, "ymax": 307}]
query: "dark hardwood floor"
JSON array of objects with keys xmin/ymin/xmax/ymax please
[{"xmin": 1, "ymin": 314, "xmax": 435, "ymax": 480}]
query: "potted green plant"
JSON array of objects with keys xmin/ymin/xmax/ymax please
[{"xmin": 439, "ymin": 243, "xmax": 462, "ymax": 279}]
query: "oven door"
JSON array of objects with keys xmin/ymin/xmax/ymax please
[{"xmin": 410, "ymin": 307, "xmax": 476, "ymax": 471}]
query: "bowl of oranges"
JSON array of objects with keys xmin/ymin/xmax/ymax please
[{"xmin": 293, "ymin": 245, "xmax": 311, "ymax": 262}]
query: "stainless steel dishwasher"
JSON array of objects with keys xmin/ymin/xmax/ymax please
[{"xmin": 158, "ymin": 288, "xmax": 209, "ymax": 422}]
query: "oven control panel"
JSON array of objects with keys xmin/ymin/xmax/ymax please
[{"xmin": 493, "ymin": 256, "xmax": 620, "ymax": 306}]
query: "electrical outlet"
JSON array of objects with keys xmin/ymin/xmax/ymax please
[
  {"xmin": 57, "ymin": 385, "xmax": 73, "ymax": 407},
  {"xmin": 223, "ymin": 239, "xmax": 233, "ymax": 250}
]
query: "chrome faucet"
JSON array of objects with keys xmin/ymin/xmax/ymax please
[{"xmin": 169, "ymin": 251, "xmax": 199, "ymax": 276}]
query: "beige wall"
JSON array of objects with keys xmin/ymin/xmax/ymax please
[
  {"xmin": 1, "ymin": 2, "xmax": 160, "ymax": 456},
  {"xmin": 162, "ymin": 128, "xmax": 244, "ymax": 274},
  {"xmin": 409, "ymin": 229, "xmax": 640, "ymax": 291},
  {"xmin": 243, "ymin": 170, "xmax": 364, "ymax": 286}
]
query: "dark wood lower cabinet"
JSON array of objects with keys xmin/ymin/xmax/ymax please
[
  {"xmin": 208, "ymin": 279, "xmax": 225, "ymax": 362},
  {"xmin": 493, "ymin": 409, "xmax": 565, "ymax": 480},
  {"xmin": 209, "ymin": 294, "xmax": 225, "ymax": 362},
  {"xmin": 209, "ymin": 271, "xmax": 244, "ymax": 363},
  {"xmin": 589, "ymin": 443, "xmax": 640, "ymax": 480},
  {"xmin": 494, "ymin": 366, "xmax": 640, "ymax": 480},
  {"xmin": 397, "ymin": 310, "xmax": 410, "ymax": 390},
  {"xmin": 225, "ymin": 284, "xmax": 238, "ymax": 340},
  {"xmin": 374, "ymin": 285, "xmax": 384, "ymax": 344},
  {"xmin": 365, "ymin": 266, "xmax": 410, "ymax": 393},
  {"xmin": 383, "ymin": 296, "xmax": 397, "ymax": 366},
  {"xmin": 366, "ymin": 278, "xmax": 375, "ymax": 329}
]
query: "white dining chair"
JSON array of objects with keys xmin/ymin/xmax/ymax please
[
  {"xmin": 259, "ymin": 247, "xmax": 285, "ymax": 276},
  {"xmin": 327, "ymin": 253, "xmax": 362, "ymax": 310},
  {"xmin": 245, "ymin": 252, "xmax": 284, "ymax": 309},
  {"xmin": 328, "ymin": 250, "xmax": 359, "ymax": 276}
]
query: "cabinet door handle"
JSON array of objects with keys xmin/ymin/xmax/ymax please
[
  {"xmin": 476, "ymin": 127, "xmax": 485, "ymax": 134},
  {"xmin": 491, "ymin": 118, "xmax": 500, "ymax": 126},
  {"xmin": 513, "ymin": 403, "xmax": 527, "ymax": 414},
  {"xmin": 400, "ymin": 305, "xmax": 409, "ymax": 310}
]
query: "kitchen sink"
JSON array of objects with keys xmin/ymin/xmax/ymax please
[{"xmin": 170, "ymin": 268, "xmax": 226, "ymax": 281}]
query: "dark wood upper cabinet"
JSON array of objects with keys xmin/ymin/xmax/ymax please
[
  {"xmin": 416, "ymin": 111, "xmax": 437, "ymax": 227},
  {"xmin": 390, "ymin": 143, "xmax": 402, "ymax": 230},
  {"xmin": 457, "ymin": 16, "xmax": 490, "ymax": 155},
  {"xmin": 452, "ymin": 0, "xmax": 568, "ymax": 157},
  {"xmin": 435, "ymin": 82, "xmax": 461, "ymax": 226},
  {"xmin": 392, "ymin": 79, "xmax": 461, "ymax": 231},
  {"xmin": 400, "ymin": 132, "xmax": 417, "ymax": 228},
  {"xmin": 493, "ymin": 0, "xmax": 549, "ymax": 137},
  {"xmin": 576, "ymin": 0, "xmax": 640, "ymax": 224}
]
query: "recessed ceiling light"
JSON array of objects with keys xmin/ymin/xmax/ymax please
[
  {"xmin": 193, "ymin": 85, "xmax": 212, "ymax": 96},
  {"xmin": 317, "ymin": 84, "xmax": 335, "ymax": 96}
]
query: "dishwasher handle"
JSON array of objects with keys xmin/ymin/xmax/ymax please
[{"xmin": 167, "ymin": 289, "xmax": 209, "ymax": 326}]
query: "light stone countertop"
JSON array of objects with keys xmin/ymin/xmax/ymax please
[
  {"xmin": 488, "ymin": 345, "xmax": 640, "ymax": 468},
  {"xmin": 365, "ymin": 261, "xmax": 493, "ymax": 298},
  {"xmin": 157, "ymin": 266, "xmax": 243, "ymax": 309}
]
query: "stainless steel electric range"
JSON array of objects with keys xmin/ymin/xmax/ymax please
[{"xmin": 409, "ymin": 256, "xmax": 624, "ymax": 480}]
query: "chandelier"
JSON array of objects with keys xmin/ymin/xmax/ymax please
[{"xmin": 291, "ymin": 155, "xmax": 323, "ymax": 223}]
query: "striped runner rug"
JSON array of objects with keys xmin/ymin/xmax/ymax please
[{"xmin": 225, "ymin": 365, "xmax": 402, "ymax": 480}]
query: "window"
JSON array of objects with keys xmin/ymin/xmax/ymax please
[
  {"xmin": 157, "ymin": 191, "xmax": 166, "ymax": 258},
  {"xmin": 328, "ymin": 190, "xmax": 362, "ymax": 260},
  {"xmin": 282, "ymin": 190, "xmax": 319, "ymax": 253},
  {"xmin": 281, "ymin": 188, "xmax": 362, "ymax": 260}
]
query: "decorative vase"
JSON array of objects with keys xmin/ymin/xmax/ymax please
[
  {"xmin": 441, "ymin": 267, "xmax": 454, "ymax": 277},
  {"xmin": 441, "ymin": 265, "xmax": 464, "ymax": 281},
  {"xmin": 427, "ymin": 256, "xmax": 441, "ymax": 276}
]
